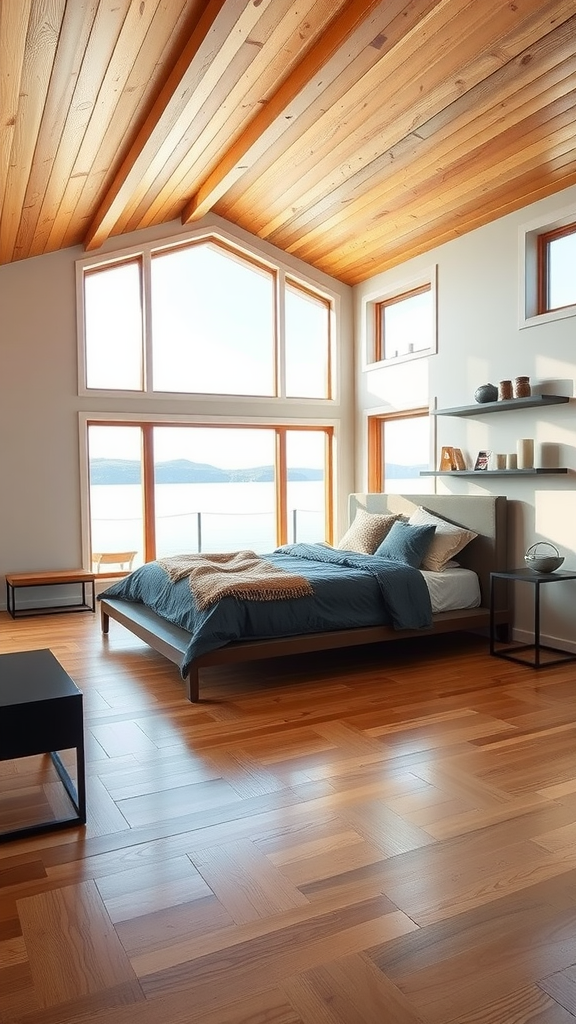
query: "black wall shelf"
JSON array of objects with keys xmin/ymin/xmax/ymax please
[
  {"xmin": 420, "ymin": 469, "xmax": 569, "ymax": 477},
  {"xmin": 432, "ymin": 395, "xmax": 569, "ymax": 417}
]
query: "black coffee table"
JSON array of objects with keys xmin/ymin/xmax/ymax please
[{"xmin": 0, "ymin": 649, "xmax": 86, "ymax": 842}]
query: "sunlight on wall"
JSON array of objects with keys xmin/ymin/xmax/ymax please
[
  {"xmin": 464, "ymin": 356, "xmax": 498, "ymax": 406},
  {"xmin": 535, "ymin": 492, "xmax": 576, "ymax": 555},
  {"xmin": 363, "ymin": 358, "xmax": 429, "ymax": 410}
]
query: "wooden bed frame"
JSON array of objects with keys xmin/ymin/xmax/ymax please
[{"xmin": 99, "ymin": 493, "xmax": 510, "ymax": 702}]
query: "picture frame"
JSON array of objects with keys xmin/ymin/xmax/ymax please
[{"xmin": 474, "ymin": 449, "xmax": 491, "ymax": 471}]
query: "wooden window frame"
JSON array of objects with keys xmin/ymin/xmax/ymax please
[
  {"xmin": 285, "ymin": 277, "xmax": 333, "ymax": 400},
  {"xmin": 374, "ymin": 284, "xmax": 431, "ymax": 364},
  {"xmin": 537, "ymin": 220, "xmax": 576, "ymax": 315},
  {"xmin": 368, "ymin": 409, "xmax": 430, "ymax": 492},
  {"xmin": 86, "ymin": 420, "xmax": 335, "ymax": 573},
  {"xmin": 79, "ymin": 233, "xmax": 334, "ymax": 401}
]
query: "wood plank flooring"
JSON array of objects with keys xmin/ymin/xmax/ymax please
[{"xmin": 2, "ymin": 610, "xmax": 576, "ymax": 1022}]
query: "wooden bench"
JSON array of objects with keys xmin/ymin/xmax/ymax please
[{"xmin": 5, "ymin": 570, "xmax": 96, "ymax": 618}]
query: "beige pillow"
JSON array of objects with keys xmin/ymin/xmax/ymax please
[
  {"xmin": 336, "ymin": 509, "xmax": 398, "ymax": 554},
  {"xmin": 407, "ymin": 506, "xmax": 477, "ymax": 572}
]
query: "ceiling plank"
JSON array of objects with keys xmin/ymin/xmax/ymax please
[
  {"xmin": 1, "ymin": 0, "xmax": 575, "ymax": 283},
  {"xmin": 83, "ymin": 0, "xmax": 272, "ymax": 251},
  {"xmin": 13, "ymin": 0, "xmax": 100, "ymax": 261},
  {"xmin": 0, "ymin": 0, "xmax": 64, "ymax": 264},
  {"xmin": 129, "ymin": 0, "xmax": 349, "ymax": 235},
  {"xmin": 115, "ymin": 0, "xmax": 304, "ymax": 235},
  {"xmin": 45, "ymin": 0, "xmax": 172, "ymax": 254},
  {"xmin": 181, "ymin": 0, "xmax": 393, "ymax": 224},
  {"xmin": 0, "ymin": 0, "xmax": 33, "ymax": 229},
  {"xmin": 59, "ymin": 0, "xmax": 201, "ymax": 253},
  {"xmin": 276, "ymin": 26, "xmax": 576, "ymax": 259},
  {"xmin": 341, "ymin": 149, "xmax": 576, "ymax": 282},
  {"xmin": 324, "ymin": 106, "xmax": 576, "ymax": 281},
  {"xmin": 223, "ymin": 0, "xmax": 574, "ymax": 242},
  {"xmin": 26, "ymin": 0, "xmax": 134, "ymax": 259}
]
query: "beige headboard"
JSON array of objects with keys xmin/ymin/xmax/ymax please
[{"xmin": 348, "ymin": 493, "xmax": 508, "ymax": 609}]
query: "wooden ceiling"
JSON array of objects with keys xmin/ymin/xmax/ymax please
[{"xmin": 1, "ymin": 0, "xmax": 575, "ymax": 285}]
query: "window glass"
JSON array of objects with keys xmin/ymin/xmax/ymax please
[
  {"xmin": 151, "ymin": 243, "xmax": 275, "ymax": 395},
  {"xmin": 384, "ymin": 415, "xmax": 430, "ymax": 492},
  {"xmin": 80, "ymin": 235, "xmax": 335, "ymax": 398},
  {"xmin": 368, "ymin": 412, "xmax": 431, "ymax": 494},
  {"xmin": 88, "ymin": 425, "xmax": 144, "ymax": 571},
  {"xmin": 548, "ymin": 231, "xmax": 576, "ymax": 310},
  {"xmin": 286, "ymin": 430, "xmax": 327, "ymax": 542},
  {"xmin": 86, "ymin": 422, "xmax": 333, "ymax": 564},
  {"xmin": 152, "ymin": 426, "xmax": 276, "ymax": 555},
  {"xmin": 285, "ymin": 282, "xmax": 330, "ymax": 398},
  {"xmin": 85, "ymin": 261, "xmax": 142, "ymax": 390},
  {"xmin": 379, "ymin": 287, "xmax": 432, "ymax": 361}
]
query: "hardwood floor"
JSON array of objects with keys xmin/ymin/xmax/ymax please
[{"xmin": 2, "ymin": 609, "xmax": 576, "ymax": 1023}]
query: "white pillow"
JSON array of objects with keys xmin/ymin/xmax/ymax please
[
  {"xmin": 336, "ymin": 509, "xmax": 399, "ymax": 554},
  {"xmin": 407, "ymin": 506, "xmax": 477, "ymax": 572}
]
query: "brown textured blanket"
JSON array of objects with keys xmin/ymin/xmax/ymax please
[{"xmin": 157, "ymin": 550, "xmax": 314, "ymax": 610}]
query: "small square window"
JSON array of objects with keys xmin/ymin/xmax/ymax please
[
  {"xmin": 364, "ymin": 266, "xmax": 437, "ymax": 368},
  {"xmin": 520, "ymin": 204, "xmax": 576, "ymax": 328},
  {"xmin": 538, "ymin": 222, "xmax": 576, "ymax": 314}
]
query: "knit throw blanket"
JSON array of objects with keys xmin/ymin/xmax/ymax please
[{"xmin": 157, "ymin": 550, "xmax": 314, "ymax": 610}]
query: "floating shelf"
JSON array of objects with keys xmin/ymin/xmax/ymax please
[
  {"xmin": 420, "ymin": 469, "xmax": 569, "ymax": 477},
  {"xmin": 432, "ymin": 395, "xmax": 569, "ymax": 417}
]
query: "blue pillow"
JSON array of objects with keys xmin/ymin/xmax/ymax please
[{"xmin": 374, "ymin": 520, "xmax": 436, "ymax": 568}]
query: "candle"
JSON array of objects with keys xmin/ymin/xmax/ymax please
[{"xmin": 517, "ymin": 438, "xmax": 534, "ymax": 469}]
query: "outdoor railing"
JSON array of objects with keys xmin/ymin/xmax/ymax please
[{"xmin": 91, "ymin": 508, "xmax": 324, "ymax": 564}]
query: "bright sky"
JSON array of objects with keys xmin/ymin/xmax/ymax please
[{"xmin": 89, "ymin": 424, "xmax": 324, "ymax": 470}]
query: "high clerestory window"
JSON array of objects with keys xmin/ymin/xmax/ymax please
[
  {"xmin": 79, "ymin": 236, "xmax": 333, "ymax": 399},
  {"xmin": 537, "ymin": 221, "xmax": 576, "ymax": 314},
  {"xmin": 520, "ymin": 205, "xmax": 576, "ymax": 328},
  {"xmin": 363, "ymin": 265, "xmax": 437, "ymax": 368}
]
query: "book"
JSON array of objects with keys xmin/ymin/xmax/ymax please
[{"xmin": 440, "ymin": 446, "xmax": 456, "ymax": 470}]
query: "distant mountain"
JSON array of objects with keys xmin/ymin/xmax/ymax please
[
  {"xmin": 90, "ymin": 458, "xmax": 325, "ymax": 485},
  {"xmin": 385, "ymin": 463, "xmax": 427, "ymax": 478}
]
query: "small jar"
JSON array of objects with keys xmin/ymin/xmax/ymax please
[
  {"xmin": 498, "ymin": 379, "xmax": 513, "ymax": 401},
  {"xmin": 514, "ymin": 376, "xmax": 531, "ymax": 398}
]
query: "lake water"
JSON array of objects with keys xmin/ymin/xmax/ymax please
[{"xmin": 90, "ymin": 480, "xmax": 325, "ymax": 564}]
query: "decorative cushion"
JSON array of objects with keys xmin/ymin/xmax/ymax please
[
  {"xmin": 407, "ymin": 506, "xmax": 478, "ymax": 572},
  {"xmin": 336, "ymin": 509, "xmax": 399, "ymax": 554},
  {"xmin": 374, "ymin": 520, "xmax": 436, "ymax": 568}
]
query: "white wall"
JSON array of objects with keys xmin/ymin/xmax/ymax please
[
  {"xmin": 0, "ymin": 214, "xmax": 354, "ymax": 608},
  {"xmin": 354, "ymin": 184, "xmax": 576, "ymax": 650}
]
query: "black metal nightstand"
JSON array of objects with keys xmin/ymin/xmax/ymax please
[
  {"xmin": 0, "ymin": 649, "xmax": 86, "ymax": 841},
  {"xmin": 490, "ymin": 568, "xmax": 576, "ymax": 668}
]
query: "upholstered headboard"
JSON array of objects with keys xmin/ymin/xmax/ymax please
[{"xmin": 348, "ymin": 493, "xmax": 508, "ymax": 610}]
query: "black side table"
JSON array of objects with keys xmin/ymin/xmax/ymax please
[
  {"xmin": 490, "ymin": 568, "xmax": 576, "ymax": 668},
  {"xmin": 0, "ymin": 649, "xmax": 86, "ymax": 842}
]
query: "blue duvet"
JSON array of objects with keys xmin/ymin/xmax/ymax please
[{"xmin": 98, "ymin": 543, "xmax": 432, "ymax": 678}]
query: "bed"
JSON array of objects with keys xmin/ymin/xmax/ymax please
[{"xmin": 98, "ymin": 493, "xmax": 510, "ymax": 701}]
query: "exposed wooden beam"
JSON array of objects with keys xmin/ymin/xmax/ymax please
[
  {"xmin": 83, "ymin": 0, "xmax": 251, "ymax": 252},
  {"xmin": 181, "ymin": 0, "xmax": 391, "ymax": 224}
]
